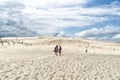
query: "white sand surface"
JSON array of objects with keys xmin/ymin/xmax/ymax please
[{"xmin": 0, "ymin": 37, "xmax": 120, "ymax": 80}]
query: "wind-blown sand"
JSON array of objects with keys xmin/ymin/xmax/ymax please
[{"xmin": 0, "ymin": 37, "xmax": 120, "ymax": 80}]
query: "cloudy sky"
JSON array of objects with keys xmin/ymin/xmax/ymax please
[{"xmin": 0, "ymin": 0, "xmax": 120, "ymax": 41}]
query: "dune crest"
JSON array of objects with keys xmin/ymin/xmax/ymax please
[{"xmin": 0, "ymin": 37, "xmax": 120, "ymax": 80}]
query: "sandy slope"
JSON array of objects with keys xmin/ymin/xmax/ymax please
[{"xmin": 0, "ymin": 37, "xmax": 120, "ymax": 80}]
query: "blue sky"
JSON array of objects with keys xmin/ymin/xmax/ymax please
[
  {"xmin": 86, "ymin": 0, "xmax": 116, "ymax": 7},
  {"xmin": 0, "ymin": 0, "xmax": 120, "ymax": 41}
]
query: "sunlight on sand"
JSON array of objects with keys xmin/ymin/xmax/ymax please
[{"xmin": 0, "ymin": 37, "xmax": 120, "ymax": 80}]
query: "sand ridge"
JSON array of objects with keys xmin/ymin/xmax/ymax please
[{"xmin": 0, "ymin": 37, "xmax": 120, "ymax": 80}]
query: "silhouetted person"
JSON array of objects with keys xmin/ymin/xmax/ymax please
[
  {"xmin": 54, "ymin": 45, "xmax": 58, "ymax": 56},
  {"xmin": 113, "ymin": 48, "xmax": 115, "ymax": 51},
  {"xmin": 58, "ymin": 45, "xmax": 62, "ymax": 56},
  {"xmin": 86, "ymin": 48, "xmax": 88, "ymax": 53},
  {"xmin": 54, "ymin": 45, "xmax": 62, "ymax": 56}
]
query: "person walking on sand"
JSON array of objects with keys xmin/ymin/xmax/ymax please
[
  {"xmin": 54, "ymin": 45, "xmax": 62, "ymax": 56},
  {"xmin": 85, "ymin": 46, "xmax": 88, "ymax": 53},
  {"xmin": 86, "ymin": 48, "xmax": 88, "ymax": 53},
  {"xmin": 58, "ymin": 45, "xmax": 62, "ymax": 56},
  {"xmin": 54, "ymin": 45, "xmax": 58, "ymax": 56}
]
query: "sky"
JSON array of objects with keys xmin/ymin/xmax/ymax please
[{"xmin": 0, "ymin": 0, "xmax": 120, "ymax": 42}]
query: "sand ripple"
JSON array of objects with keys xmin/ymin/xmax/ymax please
[{"xmin": 0, "ymin": 54, "xmax": 120, "ymax": 80}]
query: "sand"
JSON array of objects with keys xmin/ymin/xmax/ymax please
[{"xmin": 0, "ymin": 37, "xmax": 120, "ymax": 80}]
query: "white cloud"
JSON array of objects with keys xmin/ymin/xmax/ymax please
[
  {"xmin": 112, "ymin": 34, "xmax": 120, "ymax": 40},
  {"xmin": 54, "ymin": 31, "xmax": 66, "ymax": 37},
  {"xmin": 21, "ymin": 5, "xmax": 109, "ymax": 35},
  {"xmin": 0, "ymin": 0, "xmax": 37, "ymax": 37},
  {"xmin": 0, "ymin": 0, "xmax": 10, "ymax": 2},
  {"xmin": 22, "ymin": 0, "xmax": 89, "ymax": 8},
  {"xmin": 0, "ymin": 0, "xmax": 120, "ymax": 38},
  {"xmin": 73, "ymin": 6, "xmax": 120, "ymax": 16},
  {"xmin": 20, "ymin": 0, "xmax": 120, "ymax": 35},
  {"xmin": 75, "ymin": 25, "xmax": 120, "ymax": 40},
  {"xmin": 53, "ymin": 31, "xmax": 71, "ymax": 37}
]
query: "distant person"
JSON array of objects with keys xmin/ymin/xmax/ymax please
[
  {"xmin": 113, "ymin": 48, "xmax": 115, "ymax": 51},
  {"xmin": 85, "ymin": 48, "xmax": 88, "ymax": 53},
  {"xmin": 58, "ymin": 45, "xmax": 62, "ymax": 56},
  {"xmin": 54, "ymin": 45, "xmax": 58, "ymax": 56},
  {"xmin": 85, "ymin": 49, "xmax": 88, "ymax": 53},
  {"xmin": 54, "ymin": 45, "xmax": 62, "ymax": 56}
]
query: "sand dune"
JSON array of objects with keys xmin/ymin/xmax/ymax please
[{"xmin": 0, "ymin": 37, "xmax": 120, "ymax": 80}]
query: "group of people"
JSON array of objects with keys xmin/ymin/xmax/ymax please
[
  {"xmin": 54, "ymin": 45, "xmax": 62, "ymax": 56},
  {"xmin": 53, "ymin": 45, "xmax": 88, "ymax": 56}
]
